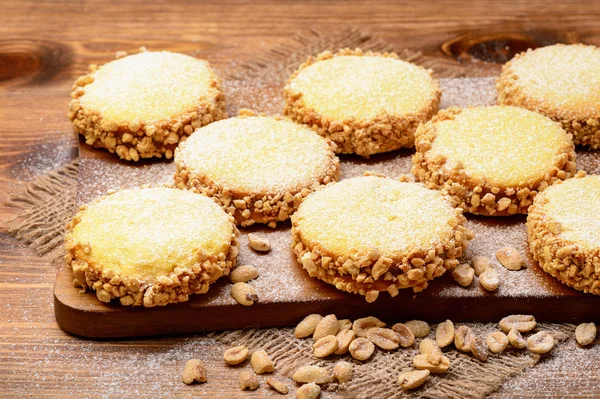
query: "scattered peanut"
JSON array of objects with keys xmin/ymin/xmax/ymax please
[
  {"xmin": 334, "ymin": 328, "xmax": 356, "ymax": 355},
  {"xmin": 419, "ymin": 338, "xmax": 442, "ymax": 365},
  {"xmin": 496, "ymin": 246, "xmax": 524, "ymax": 271},
  {"xmin": 295, "ymin": 314, "xmax": 323, "ymax": 338},
  {"xmin": 479, "ymin": 266, "xmax": 500, "ymax": 291},
  {"xmin": 413, "ymin": 354, "xmax": 450, "ymax": 373},
  {"xmin": 405, "ymin": 320, "xmax": 430, "ymax": 338},
  {"xmin": 313, "ymin": 314, "xmax": 339, "ymax": 340},
  {"xmin": 508, "ymin": 327, "xmax": 527, "ymax": 349},
  {"xmin": 223, "ymin": 345, "xmax": 249, "ymax": 365},
  {"xmin": 248, "ymin": 233, "xmax": 270, "ymax": 252},
  {"xmin": 436, "ymin": 319, "xmax": 455, "ymax": 348},
  {"xmin": 229, "ymin": 265, "xmax": 259, "ymax": 283},
  {"xmin": 454, "ymin": 326, "xmax": 475, "ymax": 352},
  {"xmin": 313, "ymin": 335, "xmax": 339, "ymax": 358},
  {"xmin": 181, "ymin": 359, "xmax": 207, "ymax": 385},
  {"xmin": 353, "ymin": 316, "xmax": 386, "ymax": 337},
  {"xmin": 398, "ymin": 369, "xmax": 430, "ymax": 390},
  {"xmin": 231, "ymin": 282, "xmax": 258, "ymax": 306},
  {"xmin": 239, "ymin": 370, "xmax": 260, "ymax": 391},
  {"xmin": 296, "ymin": 383, "xmax": 321, "ymax": 399},
  {"xmin": 266, "ymin": 378, "xmax": 289, "ymax": 394},
  {"xmin": 392, "ymin": 323, "xmax": 415, "ymax": 348},
  {"xmin": 471, "ymin": 336, "xmax": 489, "ymax": 362},
  {"xmin": 575, "ymin": 323, "xmax": 597, "ymax": 346},
  {"xmin": 527, "ymin": 331, "xmax": 555, "ymax": 354},
  {"xmin": 333, "ymin": 361, "xmax": 353, "ymax": 383},
  {"xmin": 452, "ymin": 263, "xmax": 475, "ymax": 287},
  {"xmin": 499, "ymin": 315, "xmax": 536, "ymax": 333},
  {"xmin": 472, "ymin": 256, "xmax": 491, "ymax": 276},
  {"xmin": 292, "ymin": 365, "xmax": 332, "ymax": 384},
  {"xmin": 338, "ymin": 319, "xmax": 352, "ymax": 331},
  {"xmin": 486, "ymin": 331, "xmax": 509, "ymax": 354},
  {"xmin": 250, "ymin": 350, "xmax": 274, "ymax": 374},
  {"xmin": 367, "ymin": 327, "xmax": 400, "ymax": 350},
  {"xmin": 349, "ymin": 337, "xmax": 375, "ymax": 361}
]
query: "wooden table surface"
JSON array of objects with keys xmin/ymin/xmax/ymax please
[{"xmin": 2, "ymin": 1, "xmax": 600, "ymax": 397}]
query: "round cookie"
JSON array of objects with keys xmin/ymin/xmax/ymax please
[
  {"xmin": 412, "ymin": 106, "xmax": 577, "ymax": 216},
  {"xmin": 291, "ymin": 175, "xmax": 473, "ymax": 302},
  {"xmin": 68, "ymin": 49, "xmax": 226, "ymax": 161},
  {"xmin": 174, "ymin": 112, "xmax": 340, "ymax": 227},
  {"xmin": 64, "ymin": 187, "xmax": 239, "ymax": 307},
  {"xmin": 497, "ymin": 44, "xmax": 600, "ymax": 148},
  {"xmin": 527, "ymin": 173, "xmax": 600, "ymax": 295},
  {"xmin": 283, "ymin": 48, "xmax": 441, "ymax": 157}
]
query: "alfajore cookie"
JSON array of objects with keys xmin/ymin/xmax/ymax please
[
  {"xmin": 64, "ymin": 187, "xmax": 239, "ymax": 307},
  {"xmin": 174, "ymin": 112, "xmax": 339, "ymax": 227},
  {"xmin": 497, "ymin": 44, "xmax": 600, "ymax": 148},
  {"xmin": 284, "ymin": 48, "xmax": 441, "ymax": 157},
  {"xmin": 412, "ymin": 106, "xmax": 576, "ymax": 216},
  {"xmin": 291, "ymin": 174, "xmax": 473, "ymax": 302},
  {"xmin": 527, "ymin": 172, "xmax": 600, "ymax": 295},
  {"xmin": 68, "ymin": 49, "xmax": 226, "ymax": 161}
]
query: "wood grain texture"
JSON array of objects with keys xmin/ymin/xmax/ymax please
[{"xmin": 3, "ymin": 1, "xmax": 600, "ymax": 397}]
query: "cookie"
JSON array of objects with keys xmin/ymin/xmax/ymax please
[
  {"xmin": 497, "ymin": 44, "xmax": 600, "ymax": 148},
  {"xmin": 412, "ymin": 106, "xmax": 576, "ymax": 216},
  {"xmin": 284, "ymin": 48, "xmax": 440, "ymax": 157},
  {"xmin": 68, "ymin": 49, "xmax": 226, "ymax": 161},
  {"xmin": 527, "ymin": 173, "xmax": 600, "ymax": 295},
  {"xmin": 65, "ymin": 187, "xmax": 239, "ymax": 307},
  {"xmin": 174, "ymin": 112, "xmax": 339, "ymax": 227},
  {"xmin": 291, "ymin": 175, "xmax": 473, "ymax": 302}
]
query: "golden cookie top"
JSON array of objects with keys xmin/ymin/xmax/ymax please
[
  {"xmin": 175, "ymin": 116, "xmax": 337, "ymax": 195},
  {"xmin": 507, "ymin": 44, "xmax": 600, "ymax": 119},
  {"xmin": 78, "ymin": 51, "xmax": 219, "ymax": 125},
  {"xmin": 287, "ymin": 54, "xmax": 438, "ymax": 121},
  {"xmin": 293, "ymin": 176, "xmax": 457, "ymax": 257},
  {"xmin": 540, "ymin": 175, "xmax": 600, "ymax": 250},
  {"xmin": 71, "ymin": 188, "xmax": 235, "ymax": 283},
  {"xmin": 427, "ymin": 106, "xmax": 572, "ymax": 187}
]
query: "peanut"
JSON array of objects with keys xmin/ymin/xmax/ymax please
[
  {"xmin": 296, "ymin": 383, "xmax": 321, "ymax": 399},
  {"xmin": 472, "ymin": 256, "xmax": 491, "ymax": 276},
  {"xmin": 295, "ymin": 314, "xmax": 323, "ymax": 339},
  {"xmin": 499, "ymin": 314, "xmax": 536, "ymax": 333},
  {"xmin": 419, "ymin": 338, "xmax": 442, "ymax": 365},
  {"xmin": 333, "ymin": 361, "xmax": 353, "ymax": 383},
  {"xmin": 338, "ymin": 319, "xmax": 352, "ymax": 331},
  {"xmin": 367, "ymin": 327, "xmax": 400, "ymax": 350},
  {"xmin": 229, "ymin": 265, "xmax": 259, "ymax": 283},
  {"xmin": 181, "ymin": 359, "xmax": 207, "ymax": 385},
  {"xmin": 496, "ymin": 246, "xmax": 524, "ymax": 271},
  {"xmin": 454, "ymin": 325, "xmax": 475, "ymax": 352},
  {"xmin": 486, "ymin": 331, "xmax": 509, "ymax": 354},
  {"xmin": 527, "ymin": 331, "xmax": 555, "ymax": 354},
  {"xmin": 231, "ymin": 282, "xmax": 258, "ymax": 306},
  {"xmin": 250, "ymin": 350, "xmax": 274, "ymax": 374},
  {"xmin": 405, "ymin": 320, "xmax": 430, "ymax": 338},
  {"xmin": 398, "ymin": 369, "xmax": 430, "ymax": 390},
  {"xmin": 349, "ymin": 337, "xmax": 375, "ymax": 361},
  {"xmin": 247, "ymin": 233, "xmax": 270, "ymax": 252},
  {"xmin": 575, "ymin": 322, "xmax": 597, "ymax": 346},
  {"xmin": 239, "ymin": 370, "xmax": 259, "ymax": 391},
  {"xmin": 471, "ymin": 336, "xmax": 489, "ymax": 362},
  {"xmin": 392, "ymin": 323, "xmax": 415, "ymax": 347},
  {"xmin": 353, "ymin": 316, "xmax": 386, "ymax": 337},
  {"xmin": 313, "ymin": 314, "xmax": 339, "ymax": 340},
  {"xmin": 479, "ymin": 266, "xmax": 500, "ymax": 291},
  {"xmin": 452, "ymin": 263, "xmax": 474, "ymax": 287},
  {"xmin": 292, "ymin": 365, "xmax": 332, "ymax": 384},
  {"xmin": 508, "ymin": 327, "xmax": 527, "ymax": 349},
  {"xmin": 413, "ymin": 353, "xmax": 450, "ymax": 373},
  {"xmin": 223, "ymin": 345, "xmax": 249, "ymax": 365},
  {"xmin": 433, "ymin": 320, "xmax": 454, "ymax": 348},
  {"xmin": 313, "ymin": 335, "xmax": 339, "ymax": 358},
  {"xmin": 266, "ymin": 378, "xmax": 289, "ymax": 394},
  {"xmin": 334, "ymin": 328, "xmax": 356, "ymax": 355}
]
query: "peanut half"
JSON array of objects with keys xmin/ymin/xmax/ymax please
[
  {"xmin": 266, "ymin": 378, "xmax": 289, "ymax": 395},
  {"xmin": 436, "ymin": 319, "xmax": 455, "ymax": 348},
  {"xmin": 296, "ymin": 383, "xmax": 321, "ymax": 399},
  {"xmin": 499, "ymin": 314, "xmax": 536, "ymax": 333},
  {"xmin": 575, "ymin": 322, "xmax": 597, "ymax": 346},
  {"xmin": 353, "ymin": 316, "xmax": 386, "ymax": 337},
  {"xmin": 527, "ymin": 331, "xmax": 555, "ymax": 354},
  {"xmin": 313, "ymin": 314, "xmax": 339, "ymax": 340},
  {"xmin": 248, "ymin": 233, "xmax": 271, "ymax": 252},
  {"xmin": 250, "ymin": 350, "xmax": 274, "ymax": 374},
  {"xmin": 367, "ymin": 327, "xmax": 400, "ymax": 350},
  {"xmin": 496, "ymin": 246, "xmax": 524, "ymax": 271},
  {"xmin": 398, "ymin": 369, "xmax": 430, "ymax": 390},
  {"xmin": 292, "ymin": 365, "xmax": 332, "ymax": 384},
  {"xmin": 239, "ymin": 370, "xmax": 259, "ymax": 391},
  {"xmin": 486, "ymin": 331, "xmax": 509, "ymax": 354},
  {"xmin": 223, "ymin": 345, "xmax": 249, "ymax": 365},
  {"xmin": 295, "ymin": 314, "xmax": 323, "ymax": 339},
  {"xmin": 405, "ymin": 320, "xmax": 430, "ymax": 338},
  {"xmin": 313, "ymin": 335, "xmax": 339, "ymax": 358},
  {"xmin": 333, "ymin": 361, "xmax": 353, "ymax": 383},
  {"xmin": 349, "ymin": 337, "xmax": 375, "ymax": 361},
  {"xmin": 229, "ymin": 265, "xmax": 259, "ymax": 283},
  {"xmin": 392, "ymin": 323, "xmax": 415, "ymax": 348},
  {"xmin": 231, "ymin": 282, "xmax": 258, "ymax": 306},
  {"xmin": 181, "ymin": 359, "xmax": 207, "ymax": 385}
]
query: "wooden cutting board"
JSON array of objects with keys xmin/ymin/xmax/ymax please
[{"xmin": 54, "ymin": 77, "xmax": 600, "ymax": 338}]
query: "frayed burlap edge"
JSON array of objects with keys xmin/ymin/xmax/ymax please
[
  {"xmin": 212, "ymin": 323, "xmax": 574, "ymax": 399},
  {"xmin": 223, "ymin": 27, "xmax": 489, "ymax": 83},
  {"xmin": 1, "ymin": 159, "xmax": 79, "ymax": 266}
]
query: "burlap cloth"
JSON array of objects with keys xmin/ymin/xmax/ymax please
[{"xmin": 2, "ymin": 29, "xmax": 575, "ymax": 398}]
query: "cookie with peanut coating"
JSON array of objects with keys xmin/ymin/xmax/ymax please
[
  {"xmin": 174, "ymin": 112, "xmax": 339, "ymax": 227},
  {"xmin": 64, "ymin": 187, "xmax": 239, "ymax": 307},
  {"xmin": 68, "ymin": 49, "xmax": 226, "ymax": 161},
  {"xmin": 412, "ymin": 105, "xmax": 576, "ymax": 216},
  {"xmin": 497, "ymin": 44, "xmax": 600, "ymax": 148},
  {"xmin": 527, "ymin": 173, "xmax": 600, "ymax": 295},
  {"xmin": 284, "ymin": 48, "xmax": 440, "ymax": 157},
  {"xmin": 291, "ymin": 175, "xmax": 473, "ymax": 301}
]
